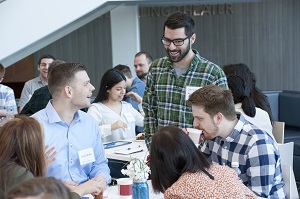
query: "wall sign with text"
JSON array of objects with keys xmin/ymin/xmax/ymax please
[{"xmin": 139, "ymin": 4, "xmax": 233, "ymax": 17}]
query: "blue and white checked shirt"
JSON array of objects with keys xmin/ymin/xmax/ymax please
[{"xmin": 202, "ymin": 114, "xmax": 286, "ymax": 198}]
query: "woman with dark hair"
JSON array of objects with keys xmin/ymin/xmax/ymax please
[
  {"xmin": 88, "ymin": 68, "xmax": 144, "ymax": 142},
  {"xmin": 0, "ymin": 116, "xmax": 104, "ymax": 199},
  {"xmin": 150, "ymin": 126, "xmax": 256, "ymax": 198},
  {"xmin": 223, "ymin": 63, "xmax": 273, "ymax": 137}
]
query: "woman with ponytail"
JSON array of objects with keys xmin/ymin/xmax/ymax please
[{"xmin": 223, "ymin": 63, "xmax": 273, "ymax": 138}]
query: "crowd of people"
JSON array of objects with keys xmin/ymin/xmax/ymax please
[{"xmin": 0, "ymin": 11, "xmax": 287, "ymax": 199}]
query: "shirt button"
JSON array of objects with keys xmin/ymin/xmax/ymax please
[{"xmin": 71, "ymin": 159, "xmax": 73, "ymax": 163}]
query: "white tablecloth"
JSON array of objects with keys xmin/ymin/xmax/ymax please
[{"xmin": 104, "ymin": 139, "xmax": 148, "ymax": 162}]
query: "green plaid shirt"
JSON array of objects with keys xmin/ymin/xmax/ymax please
[{"xmin": 143, "ymin": 50, "xmax": 228, "ymax": 149}]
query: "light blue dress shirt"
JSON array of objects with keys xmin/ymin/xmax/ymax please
[{"xmin": 32, "ymin": 101, "xmax": 111, "ymax": 184}]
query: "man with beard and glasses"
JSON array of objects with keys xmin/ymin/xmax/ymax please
[
  {"xmin": 134, "ymin": 51, "xmax": 153, "ymax": 83},
  {"xmin": 187, "ymin": 85, "xmax": 286, "ymax": 198},
  {"xmin": 143, "ymin": 12, "xmax": 228, "ymax": 149}
]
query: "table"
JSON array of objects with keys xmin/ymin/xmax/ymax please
[
  {"xmin": 83, "ymin": 181, "xmax": 163, "ymax": 199},
  {"xmin": 104, "ymin": 139, "xmax": 148, "ymax": 162}
]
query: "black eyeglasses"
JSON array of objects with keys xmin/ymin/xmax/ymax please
[{"xmin": 161, "ymin": 35, "xmax": 190, "ymax": 46}]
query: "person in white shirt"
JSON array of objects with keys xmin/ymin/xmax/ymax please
[
  {"xmin": 87, "ymin": 68, "xmax": 144, "ymax": 143},
  {"xmin": 223, "ymin": 63, "xmax": 274, "ymax": 138}
]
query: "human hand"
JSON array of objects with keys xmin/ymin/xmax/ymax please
[
  {"xmin": 112, "ymin": 120, "xmax": 127, "ymax": 131},
  {"xmin": 62, "ymin": 180, "xmax": 78, "ymax": 190},
  {"xmin": 72, "ymin": 179, "xmax": 105, "ymax": 197},
  {"xmin": 182, "ymin": 128, "xmax": 189, "ymax": 135},
  {"xmin": 126, "ymin": 92, "xmax": 142, "ymax": 103},
  {"xmin": 92, "ymin": 176, "xmax": 107, "ymax": 191},
  {"xmin": 44, "ymin": 145, "xmax": 57, "ymax": 168}
]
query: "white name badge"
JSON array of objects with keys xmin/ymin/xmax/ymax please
[
  {"xmin": 123, "ymin": 112, "xmax": 136, "ymax": 123},
  {"xmin": 78, "ymin": 148, "xmax": 95, "ymax": 165},
  {"xmin": 185, "ymin": 86, "xmax": 201, "ymax": 100}
]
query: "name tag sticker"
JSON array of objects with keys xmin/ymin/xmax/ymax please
[
  {"xmin": 185, "ymin": 86, "xmax": 201, "ymax": 100},
  {"xmin": 78, "ymin": 148, "xmax": 95, "ymax": 165},
  {"xmin": 123, "ymin": 112, "xmax": 135, "ymax": 123}
]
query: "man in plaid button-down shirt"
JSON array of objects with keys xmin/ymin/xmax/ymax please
[
  {"xmin": 188, "ymin": 85, "xmax": 286, "ymax": 198},
  {"xmin": 143, "ymin": 12, "xmax": 228, "ymax": 149}
]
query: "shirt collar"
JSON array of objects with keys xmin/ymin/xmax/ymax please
[
  {"xmin": 37, "ymin": 75, "xmax": 47, "ymax": 85},
  {"xmin": 45, "ymin": 100, "xmax": 82, "ymax": 124},
  {"xmin": 234, "ymin": 103, "xmax": 242, "ymax": 109},
  {"xmin": 225, "ymin": 113, "xmax": 246, "ymax": 142}
]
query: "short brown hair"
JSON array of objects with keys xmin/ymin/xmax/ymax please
[
  {"xmin": 48, "ymin": 60, "xmax": 65, "ymax": 75},
  {"xmin": 187, "ymin": 85, "xmax": 236, "ymax": 120},
  {"xmin": 114, "ymin": 64, "xmax": 133, "ymax": 78},
  {"xmin": 0, "ymin": 63, "xmax": 5, "ymax": 79},
  {"xmin": 48, "ymin": 63, "xmax": 86, "ymax": 97},
  {"xmin": 0, "ymin": 116, "xmax": 45, "ymax": 195},
  {"xmin": 135, "ymin": 51, "xmax": 153, "ymax": 64}
]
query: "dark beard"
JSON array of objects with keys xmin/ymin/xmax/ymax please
[
  {"xmin": 166, "ymin": 39, "xmax": 191, "ymax": 63},
  {"xmin": 138, "ymin": 72, "xmax": 148, "ymax": 79}
]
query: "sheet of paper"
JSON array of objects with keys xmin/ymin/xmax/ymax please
[{"xmin": 115, "ymin": 147, "xmax": 143, "ymax": 155}]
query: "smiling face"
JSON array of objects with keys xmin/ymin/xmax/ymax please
[
  {"xmin": 70, "ymin": 70, "xmax": 95, "ymax": 109},
  {"xmin": 38, "ymin": 58, "xmax": 54, "ymax": 81},
  {"xmin": 192, "ymin": 105, "xmax": 220, "ymax": 140},
  {"xmin": 163, "ymin": 27, "xmax": 195, "ymax": 63},
  {"xmin": 107, "ymin": 80, "xmax": 126, "ymax": 102}
]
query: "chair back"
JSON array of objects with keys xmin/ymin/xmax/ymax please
[
  {"xmin": 277, "ymin": 142, "xmax": 294, "ymax": 167},
  {"xmin": 273, "ymin": 121, "xmax": 285, "ymax": 144},
  {"xmin": 281, "ymin": 164, "xmax": 299, "ymax": 199}
]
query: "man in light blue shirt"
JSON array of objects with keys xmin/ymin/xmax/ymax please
[{"xmin": 32, "ymin": 63, "xmax": 111, "ymax": 196}]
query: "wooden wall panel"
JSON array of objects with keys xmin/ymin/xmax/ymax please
[{"xmin": 2, "ymin": 54, "xmax": 35, "ymax": 98}]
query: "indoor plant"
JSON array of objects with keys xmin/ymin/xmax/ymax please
[{"xmin": 121, "ymin": 157, "xmax": 150, "ymax": 199}]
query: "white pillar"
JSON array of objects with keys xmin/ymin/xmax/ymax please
[{"xmin": 110, "ymin": 5, "xmax": 140, "ymax": 77}]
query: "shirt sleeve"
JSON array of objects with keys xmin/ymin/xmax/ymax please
[
  {"xmin": 130, "ymin": 105, "xmax": 144, "ymax": 127},
  {"xmin": 20, "ymin": 91, "xmax": 37, "ymax": 115},
  {"xmin": 87, "ymin": 105, "xmax": 112, "ymax": 138},
  {"xmin": 127, "ymin": 84, "xmax": 144, "ymax": 111},
  {"xmin": 246, "ymin": 140, "xmax": 283, "ymax": 198},
  {"xmin": 210, "ymin": 65, "xmax": 229, "ymax": 89},
  {"xmin": 200, "ymin": 142, "xmax": 211, "ymax": 160},
  {"xmin": 89, "ymin": 123, "xmax": 111, "ymax": 184},
  {"xmin": 5, "ymin": 87, "xmax": 17, "ymax": 110},
  {"xmin": 142, "ymin": 67, "xmax": 158, "ymax": 150},
  {"xmin": 18, "ymin": 82, "xmax": 31, "ymax": 107}
]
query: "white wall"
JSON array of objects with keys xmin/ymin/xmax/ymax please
[
  {"xmin": 0, "ymin": 0, "xmax": 115, "ymax": 67},
  {"xmin": 111, "ymin": 5, "xmax": 140, "ymax": 75}
]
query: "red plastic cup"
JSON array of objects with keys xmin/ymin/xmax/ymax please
[{"xmin": 116, "ymin": 178, "xmax": 133, "ymax": 199}]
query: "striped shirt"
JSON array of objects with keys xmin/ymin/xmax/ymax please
[
  {"xmin": 0, "ymin": 84, "xmax": 17, "ymax": 110},
  {"xmin": 143, "ymin": 50, "xmax": 228, "ymax": 149},
  {"xmin": 201, "ymin": 114, "xmax": 286, "ymax": 198}
]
